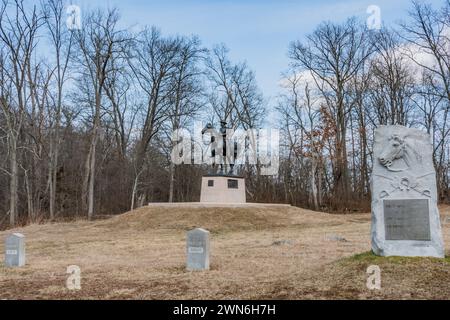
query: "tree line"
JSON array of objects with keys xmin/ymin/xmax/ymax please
[
  {"xmin": 0, "ymin": 0, "xmax": 449, "ymax": 228},
  {"xmin": 278, "ymin": 1, "xmax": 450, "ymax": 211}
]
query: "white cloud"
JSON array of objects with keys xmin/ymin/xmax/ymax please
[{"xmin": 396, "ymin": 25, "xmax": 450, "ymax": 82}]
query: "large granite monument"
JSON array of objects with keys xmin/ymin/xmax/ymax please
[{"xmin": 371, "ymin": 125, "xmax": 445, "ymax": 258}]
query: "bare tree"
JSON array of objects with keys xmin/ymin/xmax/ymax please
[
  {"xmin": 402, "ymin": 1, "xmax": 450, "ymax": 104},
  {"xmin": 206, "ymin": 44, "xmax": 264, "ymax": 130},
  {"xmin": 72, "ymin": 8, "xmax": 126, "ymax": 219},
  {"xmin": 42, "ymin": 0, "xmax": 74, "ymax": 220},
  {"xmin": 165, "ymin": 36, "xmax": 204, "ymax": 203},
  {"xmin": 0, "ymin": 0, "xmax": 42, "ymax": 225},
  {"xmin": 127, "ymin": 27, "xmax": 181, "ymax": 209},
  {"xmin": 289, "ymin": 18, "xmax": 373, "ymax": 209},
  {"xmin": 368, "ymin": 28, "xmax": 415, "ymax": 125},
  {"xmin": 402, "ymin": 1, "xmax": 450, "ymax": 201}
]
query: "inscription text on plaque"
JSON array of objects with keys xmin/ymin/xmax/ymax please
[{"xmin": 384, "ymin": 199, "xmax": 431, "ymax": 241}]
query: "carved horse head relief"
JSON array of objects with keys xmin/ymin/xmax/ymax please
[{"xmin": 378, "ymin": 134, "xmax": 422, "ymax": 172}]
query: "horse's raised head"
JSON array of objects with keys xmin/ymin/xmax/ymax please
[
  {"xmin": 201, "ymin": 123, "xmax": 214, "ymax": 135},
  {"xmin": 379, "ymin": 135, "xmax": 406, "ymax": 169}
]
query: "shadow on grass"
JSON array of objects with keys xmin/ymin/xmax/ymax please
[{"xmin": 346, "ymin": 251, "xmax": 450, "ymax": 265}]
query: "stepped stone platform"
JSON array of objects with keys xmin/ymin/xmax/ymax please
[{"xmin": 148, "ymin": 202, "xmax": 292, "ymax": 208}]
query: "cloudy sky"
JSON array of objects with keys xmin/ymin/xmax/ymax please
[{"xmin": 59, "ymin": 0, "xmax": 444, "ymax": 100}]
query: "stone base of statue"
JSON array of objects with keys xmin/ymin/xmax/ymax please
[{"xmin": 200, "ymin": 174, "xmax": 246, "ymax": 204}]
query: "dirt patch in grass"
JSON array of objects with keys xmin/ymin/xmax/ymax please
[{"xmin": 0, "ymin": 205, "xmax": 448, "ymax": 299}]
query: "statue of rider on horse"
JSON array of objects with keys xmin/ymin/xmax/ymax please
[{"xmin": 201, "ymin": 121, "xmax": 238, "ymax": 176}]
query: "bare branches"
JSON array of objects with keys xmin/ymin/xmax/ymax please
[
  {"xmin": 206, "ymin": 44, "xmax": 264, "ymax": 130},
  {"xmin": 0, "ymin": 0, "xmax": 449, "ymax": 226}
]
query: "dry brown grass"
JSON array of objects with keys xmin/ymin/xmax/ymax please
[{"xmin": 0, "ymin": 204, "xmax": 449, "ymax": 300}]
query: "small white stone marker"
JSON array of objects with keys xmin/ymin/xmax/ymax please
[
  {"xmin": 5, "ymin": 233, "xmax": 26, "ymax": 267},
  {"xmin": 186, "ymin": 228, "xmax": 210, "ymax": 271}
]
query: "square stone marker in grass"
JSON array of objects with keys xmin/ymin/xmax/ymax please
[
  {"xmin": 5, "ymin": 233, "xmax": 26, "ymax": 267},
  {"xmin": 186, "ymin": 228, "xmax": 210, "ymax": 271}
]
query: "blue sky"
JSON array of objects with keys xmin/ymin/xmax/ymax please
[{"xmin": 63, "ymin": 0, "xmax": 444, "ymax": 100}]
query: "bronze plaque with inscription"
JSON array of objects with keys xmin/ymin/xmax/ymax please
[{"xmin": 384, "ymin": 199, "xmax": 431, "ymax": 241}]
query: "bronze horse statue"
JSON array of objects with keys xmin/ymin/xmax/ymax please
[{"xmin": 201, "ymin": 121, "xmax": 238, "ymax": 175}]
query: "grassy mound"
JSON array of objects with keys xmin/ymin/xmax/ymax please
[{"xmin": 95, "ymin": 205, "xmax": 344, "ymax": 233}]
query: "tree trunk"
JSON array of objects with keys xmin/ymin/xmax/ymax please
[
  {"xmin": 87, "ymin": 128, "xmax": 98, "ymax": 220},
  {"xmin": 49, "ymin": 101, "xmax": 61, "ymax": 220},
  {"xmin": 168, "ymin": 161, "xmax": 175, "ymax": 203},
  {"xmin": 24, "ymin": 169, "xmax": 34, "ymax": 222},
  {"xmin": 317, "ymin": 163, "xmax": 323, "ymax": 208},
  {"xmin": 311, "ymin": 157, "xmax": 319, "ymax": 210},
  {"xmin": 130, "ymin": 174, "xmax": 138, "ymax": 210},
  {"xmin": 49, "ymin": 146, "xmax": 58, "ymax": 220},
  {"xmin": 9, "ymin": 137, "xmax": 18, "ymax": 226}
]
